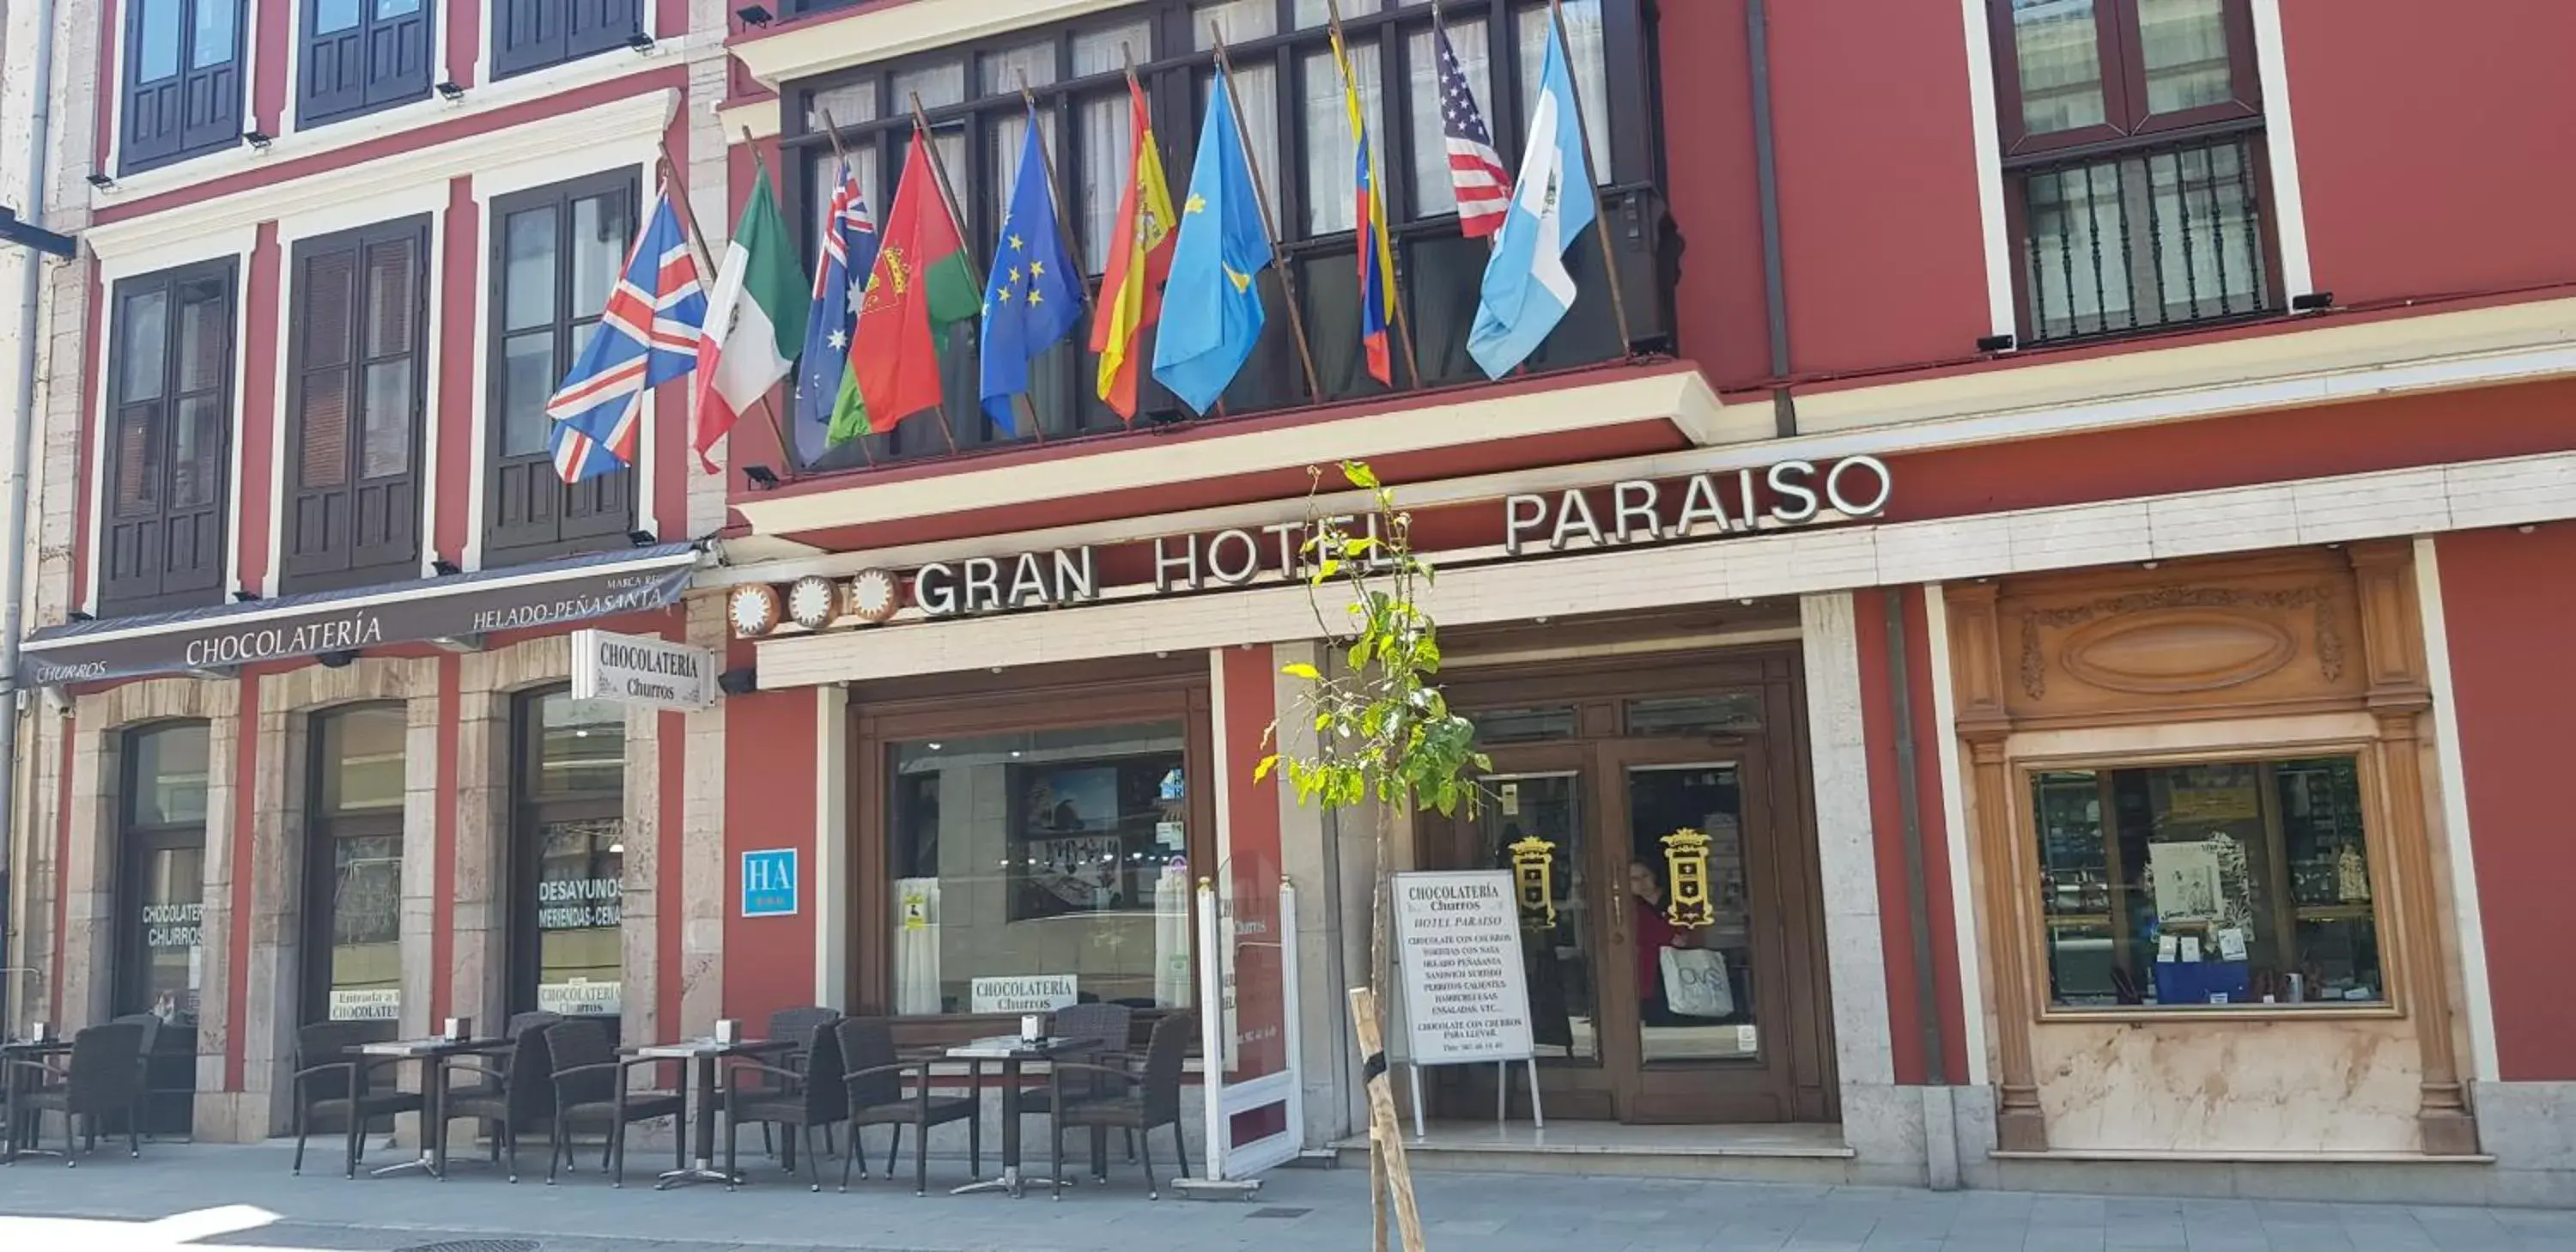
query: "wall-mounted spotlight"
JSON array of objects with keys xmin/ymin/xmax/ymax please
[
  {"xmin": 434, "ymin": 81, "xmax": 466, "ymax": 103},
  {"xmin": 1974, "ymin": 332, "xmax": 2016, "ymax": 353},
  {"xmin": 625, "ymin": 31, "xmax": 658, "ymax": 55},
  {"xmin": 628, "ymin": 529, "xmax": 659, "ymax": 548},
  {"xmin": 85, "ymin": 173, "xmax": 117, "ymax": 191},
  {"xmin": 736, "ymin": 4, "xmax": 775, "ymax": 26},
  {"xmin": 743, "ymin": 465, "xmax": 781, "ymax": 489},
  {"xmin": 232, "ymin": 588, "xmax": 261, "ymax": 603},
  {"xmin": 431, "ymin": 559, "xmax": 463, "ymax": 576},
  {"xmin": 319, "ymin": 650, "xmax": 360, "ymax": 669},
  {"xmin": 242, "ymin": 130, "xmax": 274, "ymax": 151},
  {"xmin": 2290, "ymin": 290, "xmax": 2335, "ymax": 313}
]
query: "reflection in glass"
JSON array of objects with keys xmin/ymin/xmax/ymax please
[
  {"xmin": 2013, "ymin": 0, "xmax": 2109, "ymax": 133},
  {"xmin": 121, "ymin": 289, "xmax": 170, "ymax": 404},
  {"xmin": 1625, "ymin": 694, "xmax": 1762, "ymax": 737},
  {"xmin": 321, "ymin": 704, "xmax": 406, "ymax": 812},
  {"xmin": 2031, "ymin": 757, "xmax": 2383, "ymax": 1010},
  {"xmin": 1473, "ymin": 773, "xmax": 1593, "ymax": 1059},
  {"xmin": 500, "ymin": 331, "xmax": 556, "ymax": 458},
  {"xmin": 137, "ymin": 0, "xmax": 185, "ymax": 82},
  {"xmin": 2137, "ymin": 0, "xmax": 2233, "ymax": 113},
  {"xmin": 1626, "ymin": 764, "xmax": 1757, "ymax": 1062},
  {"xmin": 570, "ymin": 193, "xmax": 629, "ymax": 318},
  {"xmin": 535, "ymin": 692, "xmax": 625, "ymax": 794},
  {"xmin": 536, "ymin": 817, "xmax": 624, "ymax": 1016},
  {"xmin": 128, "ymin": 723, "xmax": 210, "ymax": 827},
  {"xmin": 134, "ymin": 844, "xmax": 204, "ymax": 1025},
  {"xmin": 887, "ymin": 723, "xmax": 1192, "ymax": 1016}
]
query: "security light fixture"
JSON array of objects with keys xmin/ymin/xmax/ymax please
[
  {"xmin": 243, "ymin": 130, "xmax": 273, "ymax": 151},
  {"xmin": 232, "ymin": 589, "xmax": 262, "ymax": 603},
  {"xmin": 85, "ymin": 173, "xmax": 116, "ymax": 191},
  {"xmin": 736, "ymin": 4, "xmax": 774, "ymax": 26},
  {"xmin": 1974, "ymin": 332, "xmax": 2016, "ymax": 353},
  {"xmin": 319, "ymin": 650, "xmax": 359, "ymax": 669},
  {"xmin": 434, "ymin": 80, "xmax": 465, "ymax": 102},
  {"xmin": 628, "ymin": 529, "xmax": 659, "ymax": 548},
  {"xmin": 431, "ymin": 559, "xmax": 463, "ymax": 576},
  {"xmin": 717, "ymin": 666, "xmax": 759, "ymax": 696},
  {"xmin": 625, "ymin": 31, "xmax": 657, "ymax": 54},
  {"xmin": 66, "ymin": 610, "xmax": 94, "ymax": 623},
  {"xmin": 743, "ymin": 464, "xmax": 781, "ymax": 489},
  {"xmin": 2290, "ymin": 290, "xmax": 2336, "ymax": 312}
]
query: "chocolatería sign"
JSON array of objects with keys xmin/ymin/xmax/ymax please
[
  {"xmin": 20, "ymin": 544, "xmax": 699, "ymax": 687},
  {"xmin": 882, "ymin": 455, "xmax": 1890, "ymax": 621}
]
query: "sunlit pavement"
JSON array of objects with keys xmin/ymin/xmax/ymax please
[{"xmin": 2, "ymin": 1141, "xmax": 2573, "ymax": 1252}]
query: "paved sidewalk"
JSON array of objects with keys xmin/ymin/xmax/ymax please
[{"xmin": 0, "ymin": 1142, "xmax": 2572, "ymax": 1252}]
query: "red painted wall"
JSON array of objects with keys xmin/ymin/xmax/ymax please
[
  {"xmin": 434, "ymin": 179, "xmax": 480, "ymax": 565},
  {"xmin": 721, "ymin": 683, "xmax": 819, "ymax": 1027},
  {"xmin": 2285, "ymin": 0, "xmax": 2576, "ymax": 307},
  {"xmin": 2433, "ymin": 525, "xmax": 2576, "ymax": 1082},
  {"xmin": 235, "ymin": 224, "xmax": 282, "ymax": 593},
  {"xmin": 1853, "ymin": 587, "xmax": 1969, "ymax": 1087},
  {"xmin": 1655, "ymin": 2, "xmax": 1767, "ymax": 388}
]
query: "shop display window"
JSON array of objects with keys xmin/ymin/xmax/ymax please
[
  {"xmin": 120, "ymin": 721, "xmax": 210, "ymax": 1028},
  {"xmin": 886, "ymin": 721, "xmax": 1194, "ymax": 1017},
  {"xmin": 310, "ymin": 703, "xmax": 404, "ymax": 1023},
  {"xmin": 516, "ymin": 689, "xmax": 626, "ymax": 1021},
  {"xmin": 2030, "ymin": 755, "xmax": 2384, "ymax": 1011}
]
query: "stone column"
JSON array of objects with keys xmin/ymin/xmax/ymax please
[{"xmin": 1941, "ymin": 582, "xmax": 2047, "ymax": 1152}]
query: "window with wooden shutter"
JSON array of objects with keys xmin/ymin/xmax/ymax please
[
  {"xmin": 494, "ymin": 0, "xmax": 642, "ymax": 80},
  {"xmin": 120, "ymin": 0, "xmax": 246, "ymax": 173},
  {"xmin": 284, "ymin": 217, "xmax": 428, "ymax": 593},
  {"xmin": 300, "ymin": 0, "xmax": 432, "ymax": 129},
  {"xmin": 100, "ymin": 261, "xmax": 236, "ymax": 617},
  {"xmin": 484, "ymin": 173, "xmax": 640, "ymax": 566}
]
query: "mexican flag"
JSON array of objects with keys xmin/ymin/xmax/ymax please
[
  {"xmin": 692, "ymin": 166, "xmax": 808, "ymax": 471},
  {"xmin": 829, "ymin": 131, "xmax": 979, "ymax": 444}
]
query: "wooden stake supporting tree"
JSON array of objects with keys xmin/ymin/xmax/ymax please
[{"xmin": 1257, "ymin": 460, "xmax": 1488, "ymax": 1252}]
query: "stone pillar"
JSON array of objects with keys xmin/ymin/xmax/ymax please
[{"xmin": 1941, "ymin": 582, "xmax": 2048, "ymax": 1153}]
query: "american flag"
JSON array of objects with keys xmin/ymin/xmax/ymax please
[
  {"xmin": 545, "ymin": 182, "xmax": 706, "ymax": 483},
  {"xmin": 1437, "ymin": 25, "xmax": 1511, "ymax": 238}
]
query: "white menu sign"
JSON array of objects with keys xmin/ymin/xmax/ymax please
[{"xmin": 1393, "ymin": 869, "xmax": 1534, "ymax": 1067}]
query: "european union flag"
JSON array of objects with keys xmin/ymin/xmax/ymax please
[
  {"xmin": 1151, "ymin": 65, "xmax": 1271, "ymax": 416},
  {"xmin": 980, "ymin": 112, "xmax": 1084, "ymax": 433}
]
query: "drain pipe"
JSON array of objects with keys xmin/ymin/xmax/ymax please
[
  {"xmin": 1885, "ymin": 593, "xmax": 1959, "ymax": 1189},
  {"xmin": 1746, "ymin": 0, "xmax": 1797, "ymax": 438},
  {"xmin": 1, "ymin": 0, "xmax": 63, "ymax": 1035}
]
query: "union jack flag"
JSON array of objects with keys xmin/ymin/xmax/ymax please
[
  {"xmin": 546, "ymin": 182, "xmax": 708, "ymax": 483},
  {"xmin": 1437, "ymin": 24, "xmax": 1511, "ymax": 239}
]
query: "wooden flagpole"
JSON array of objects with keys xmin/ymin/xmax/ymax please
[
  {"xmin": 901, "ymin": 96, "xmax": 967, "ymax": 454},
  {"xmin": 1209, "ymin": 24, "xmax": 1325, "ymax": 404},
  {"xmin": 813, "ymin": 109, "xmax": 878, "ymax": 466},
  {"xmin": 1546, "ymin": 0, "xmax": 1634, "ymax": 356},
  {"xmin": 1324, "ymin": 0, "xmax": 1424, "ymax": 391}
]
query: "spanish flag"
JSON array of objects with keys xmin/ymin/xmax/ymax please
[{"xmin": 1091, "ymin": 75, "xmax": 1176, "ymax": 421}]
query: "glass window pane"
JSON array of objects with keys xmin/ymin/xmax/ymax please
[
  {"xmin": 1294, "ymin": 0, "xmax": 1379, "ymax": 25},
  {"xmin": 193, "ymin": 0, "xmax": 239, "ymax": 69},
  {"xmin": 2032, "ymin": 757, "xmax": 2383, "ymax": 1011},
  {"xmin": 1195, "ymin": 0, "xmax": 1279, "ymax": 46},
  {"xmin": 315, "ymin": 0, "xmax": 361, "ymax": 35},
  {"xmin": 891, "ymin": 61, "xmax": 968, "ymax": 112},
  {"xmin": 1072, "ymin": 20, "xmax": 1151, "ymax": 76},
  {"xmin": 887, "ymin": 723, "xmax": 1192, "ymax": 1016},
  {"xmin": 2138, "ymin": 0, "xmax": 2233, "ymax": 113},
  {"xmin": 1629, "ymin": 764, "xmax": 1757, "ymax": 1061},
  {"xmin": 1200, "ymin": 64, "xmax": 1282, "ymax": 222},
  {"xmin": 1625, "ymin": 695, "xmax": 1763, "ymax": 737},
  {"xmin": 2013, "ymin": 0, "xmax": 2109, "ymax": 133},
  {"xmin": 535, "ymin": 816, "xmax": 624, "ymax": 1017},
  {"xmin": 113, "ymin": 407, "xmax": 161, "ymax": 518},
  {"xmin": 361, "ymin": 361, "xmax": 412, "ymax": 477},
  {"xmin": 137, "ymin": 0, "xmax": 184, "ymax": 82},
  {"xmin": 1077, "ymin": 88, "xmax": 1135, "ymax": 273},
  {"xmin": 1407, "ymin": 19, "xmax": 1493, "ymax": 219},
  {"xmin": 535, "ymin": 691, "xmax": 625, "ymax": 794},
  {"xmin": 1473, "ymin": 706, "xmax": 1577, "ymax": 745},
  {"xmin": 174, "ymin": 279, "xmax": 228, "ymax": 393},
  {"xmin": 570, "ymin": 193, "xmax": 629, "ymax": 318},
  {"xmin": 1473, "ymin": 772, "xmax": 1592, "ymax": 1057},
  {"xmin": 363, "ymin": 239, "xmax": 416, "ymax": 359},
  {"xmin": 1518, "ymin": 1, "xmax": 1612, "ymax": 185},
  {"xmin": 805, "ymin": 80, "xmax": 878, "ymax": 133},
  {"xmin": 121, "ymin": 288, "xmax": 170, "ymax": 404},
  {"xmin": 299, "ymin": 371, "xmax": 349, "ymax": 489},
  {"xmin": 324, "ymin": 831, "xmax": 402, "ymax": 1018},
  {"xmin": 987, "ymin": 106, "xmax": 1061, "ymax": 234},
  {"xmin": 172, "ymin": 395, "xmax": 223, "ymax": 507},
  {"xmin": 133, "ymin": 844, "xmax": 204, "ymax": 1024},
  {"xmin": 981, "ymin": 40, "xmax": 1056, "ymax": 95},
  {"xmin": 1302, "ymin": 40, "xmax": 1382, "ymax": 237},
  {"xmin": 502, "ymin": 208, "xmax": 557, "ymax": 331},
  {"xmin": 127, "ymin": 724, "xmax": 210, "ymax": 827},
  {"xmin": 377, "ymin": 0, "xmax": 422, "ymax": 15},
  {"xmin": 501, "ymin": 331, "xmax": 557, "ymax": 458}
]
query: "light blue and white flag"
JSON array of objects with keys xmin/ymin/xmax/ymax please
[{"xmin": 1465, "ymin": 15, "xmax": 1596, "ymax": 380}]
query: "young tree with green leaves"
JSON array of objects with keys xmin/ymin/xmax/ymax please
[{"xmin": 1258, "ymin": 460, "xmax": 1488, "ymax": 1252}]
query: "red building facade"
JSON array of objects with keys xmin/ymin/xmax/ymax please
[{"xmin": 8, "ymin": 0, "xmax": 2576, "ymax": 1204}]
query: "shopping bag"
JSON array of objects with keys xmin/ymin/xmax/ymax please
[{"xmin": 1661, "ymin": 945, "xmax": 1735, "ymax": 1018}]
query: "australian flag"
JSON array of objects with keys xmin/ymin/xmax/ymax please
[
  {"xmin": 793, "ymin": 162, "xmax": 878, "ymax": 464},
  {"xmin": 545, "ymin": 181, "xmax": 707, "ymax": 483}
]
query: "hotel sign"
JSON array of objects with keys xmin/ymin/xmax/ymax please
[{"xmin": 755, "ymin": 455, "xmax": 1892, "ymax": 631}]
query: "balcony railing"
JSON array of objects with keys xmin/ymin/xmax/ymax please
[
  {"xmin": 805, "ymin": 184, "xmax": 1674, "ymax": 471},
  {"xmin": 2013, "ymin": 129, "xmax": 2276, "ymax": 345}
]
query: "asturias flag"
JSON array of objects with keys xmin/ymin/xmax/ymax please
[
  {"xmin": 1151, "ymin": 65, "xmax": 1272, "ymax": 416},
  {"xmin": 1466, "ymin": 15, "xmax": 1596, "ymax": 380},
  {"xmin": 691, "ymin": 164, "xmax": 808, "ymax": 471},
  {"xmin": 793, "ymin": 164, "xmax": 877, "ymax": 463},
  {"xmin": 830, "ymin": 129, "xmax": 979, "ymax": 444},
  {"xmin": 1089, "ymin": 76, "xmax": 1176, "ymax": 421},
  {"xmin": 545, "ymin": 181, "xmax": 706, "ymax": 483},
  {"xmin": 1337, "ymin": 22, "xmax": 1399, "ymax": 386},
  {"xmin": 980, "ymin": 112, "xmax": 1084, "ymax": 433}
]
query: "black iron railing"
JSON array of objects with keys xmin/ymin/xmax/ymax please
[{"xmin": 2014, "ymin": 128, "xmax": 2276, "ymax": 344}]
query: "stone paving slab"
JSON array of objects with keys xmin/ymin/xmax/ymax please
[{"xmin": 0, "ymin": 1143, "xmax": 2571, "ymax": 1252}]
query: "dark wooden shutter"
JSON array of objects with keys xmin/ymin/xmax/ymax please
[
  {"xmin": 100, "ymin": 262, "xmax": 235, "ymax": 616},
  {"xmin": 179, "ymin": 0, "xmax": 246, "ymax": 155},
  {"xmin": 301, "ymin": 0, "xmax": 430, "ymax": 126},
  {"xmin": 284, "ymin": 218, "xmax": 426, "ymax": 592},
  {"xmin": 124, "ymin": 0, "xmax": 242, "ymax": 172},
  {"xmin": 485, "ymin": 176, "xmax": 638, "ymax": 565},
  {"xmin": 495, "ymin": 0, "xmax": 637, "ymax": 80},
  {"xmin": 565, "ymin": 0, "xmax": 641, "ymax": 63}
]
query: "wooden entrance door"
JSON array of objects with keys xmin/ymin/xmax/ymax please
[{"xmin": 1418, "ymin": 650, "xmax": 1837, "ymax": 1125}]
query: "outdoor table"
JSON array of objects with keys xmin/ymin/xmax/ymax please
[
  {"xmin": 629, "ymin": 1036, "xmax": 789, "ymax": 1190},
  {"xmin": 945, "ymin": 1036, "xmax": 1078, "ymax": 1199},
  {"xmin": 353, "ymin": 1036, "xmax": 508, "ymax": 1180},
  {"xmin": 1, "ymin": 1037, "xmax": 73, "ymax": 1163}
]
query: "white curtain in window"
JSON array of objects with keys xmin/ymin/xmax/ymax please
[
  {"xmin": 1198, "ymin": 0, "xmax": 1284, "ymax": 217},
  {"xmin": 1517, "ymin": 0, "xmax": 1611, "ymax": 185},
  {"xmin": 1072, "ymin": 19, "xmax": 1151, "ymax": 76},
  {"xmin": 987, "ymin": 106, "xmax": 1063, "ymax": 239},
  {"xmin": 1302, "ymin": 39, "xmax": 1382, "ymax": 236},
  {"xmin": 1292, "ymin": 0, "xmax": 1380, "ymax": 27},
  {"xmin": 981, "ymin": 40, "xmax": 1056, "ymax": 97},
  {"xmin": 1406, "ymin": 17, "xmax": 1492, "ymax": 218},
  {"xmin": 1077, "ymin": 89, "xmax": 1133, "ymax": 274}
]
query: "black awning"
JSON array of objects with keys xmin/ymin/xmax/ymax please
[{"xmin": 20, "ymin": 544, "xmax": 701, "ymax": 687}]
